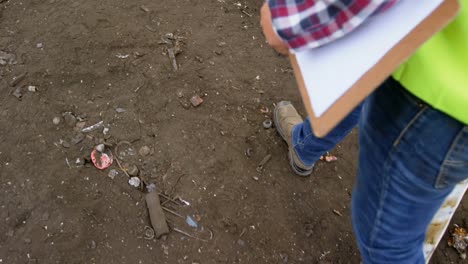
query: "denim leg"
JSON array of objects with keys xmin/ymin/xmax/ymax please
[
  {"xmin": 291, "ymin": 104, "xmax": 362, "ymax": 166},
  {"xmin": 352, "ymin": 78, "xmax": 468, "ymax": 264}
]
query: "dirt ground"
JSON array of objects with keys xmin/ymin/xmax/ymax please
[{"xmin": 0, "ymin": 0, "xmax": 466, "ymax": 263}]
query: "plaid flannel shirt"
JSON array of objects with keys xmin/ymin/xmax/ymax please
[{"xmin": 268, "ymin": 0, "xmax": 399, "ymax": 51}]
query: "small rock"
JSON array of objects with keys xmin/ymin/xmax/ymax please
[
  {"xmin": 36, "ymin": 43, "xmax": 43, "ymax": 48},
  {"xmin": 75, "ymin": 158, "xmax": 85, "ymax": 166},
  {"xmin": 237, "ymin": 239, "xmax": 245, "ymax": 246},
  {"xmin": 53, "ymin": 117, "xmax": 61, "ymax": 125},
  {"xmin": 140, "ymin": 5, "xmax": 150, "ymax": 12},
  {"xmin": 115, "ymin": 107, "xmax": 126, "ymax": 113},
  {"xmin": 75, "ymin": 121, "xmax": 86, "ymax": 130},
  {"xmin": 218, "ymin": 41, "xmax": 227, "ymax": 47},
  {"xmin": 88, "ymin": 240, "xmax": 96, "ymax": 249},
  {"xmin": 95, "ymin": 144, "xmax": 105, "ymax": 153},
  {"xmin": 128, "ymin": 177, "xmax": 141, "ymax": 188},
  {"xmin": 190, "ymin": 95, "xmax": 203, "ymax": 107},
  {"xmin": 162, "ymin": 245, "xmax": 169, "ymax": 255},
  {"xmin": 139, "ymin": 146, "xmax": 151, "ymax": 156},
  {"xmin": 195, "ymin": 56, "xmax": 203, "ymax": 63},
  {"xmin": 27, "ymin": 85, "xmax": 37, "ymax": 92},
  {"xmin": 245, "ymin": 148, "xmax": 253, "ymax": 157},
  {"xmin": 176, "ymin": 90, "xmax": 184, "ymax": 98},
  {"xmin": 12, "ymin": 87, "xmax": 22, "ymax": 100},
  {"xmin": 63, "ymin": 113, "xmax": 77, "ymax": 127},
  {"xmin": 71, "ymin": 133, "xmax": 85, "ymax": 145},
  {"xmin": 61, "ymin": 141, "xmax": 70, "ymax": 148},
  {"xmin": 127, "ymin": 164, "xmax": 139, "ymax": 176},
  {"xmin": 252, "ymin": 176, "xmax": 259, "ymax": 181},
  {"xmin": 24, "ymin": 238, "xmax": 32, "ymax": 244},
  {"xmin": 0, "ymin": 51, "xmax": 16, "ymax": 65}
]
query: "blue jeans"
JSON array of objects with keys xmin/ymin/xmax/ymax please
[{"xmin": 292, "ymin": 78, "xmax": 468, "ymax": 263}]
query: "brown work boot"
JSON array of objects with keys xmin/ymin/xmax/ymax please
[{"xmin": 274, "ymin": 101, "xmax": 314, "ymax": 176}]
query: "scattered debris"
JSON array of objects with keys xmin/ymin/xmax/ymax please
[
  {"xmin": 146, "ymin": 186, "xmax": 170, "ymax": 238},
  {"xmin": 190, "ymin": 95, "xmax": 203, "ymax": 107},
  {"xmin": 128, "ymin": 177, "xmax": 141, "ymax": 188},
  {"xmin": 9, "ymin": 72, "xmax": 27, "ymax": 87},
  {"xmin": 90, "ymin": 149, "xmax": 113, "ymax": 170},
  {"xmin": 262, "ymin": 119, "xmax": 273, "ymax": 129},
  {"xmin": 81, "ymin": 121, "xmax": 104, "ymax": 133},
  {"xmin": 139, "ymin": 146, "xmax": 151, "ymax": 156},
  {"xmin": 448, "ymin": 225, "xmax": 468, "ymax": 259},
  {"xmin": 144, "ymin": 226, "xmax": 155, "ymax": 240},
  {"xmin": 108, "ymin": 169, "xmax": 119, "ymax": 179},
  {"xmin": 186, "ymin": 216, "xmax": 198, "ymax": 228},
  {"xmin": 52, "ymin": 117, "xmax": 61, "ymax": 125},
  {"xmin": 333, "ymin": 209, "xmax": 343, "ymax": 217},
  {"xmin": 0, "ymin": 51, "xmax": 16, "ymax": 65},
  {"xmin": 27, "ymin": 85, "xmax": 37, "ymax": 92},
  {"xmin": 256, "ymin": 154, "xmax": 272, "ymax": 172}
]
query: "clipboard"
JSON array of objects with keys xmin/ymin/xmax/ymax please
[{"xmin": 289, "ymin": 0, "xmax": 460, "ymax": 137}]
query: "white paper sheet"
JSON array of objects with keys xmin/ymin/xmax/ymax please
[{"xmin": 295, "ymin": 0, "xmax": 444, "ymax": 117}]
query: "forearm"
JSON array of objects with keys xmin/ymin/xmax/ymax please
[{"xmin": 267, "ymin": 0, "xmax": 399, "ymax": 52}]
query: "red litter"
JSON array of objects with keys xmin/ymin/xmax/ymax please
[{"xmin": 91, "ymin": 149, "xmax": 113, "ymax": 170}]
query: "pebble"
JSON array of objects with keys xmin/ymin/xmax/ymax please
[
  {"xmin": 88, "ymin": 240, "xmax": 96, "ymax": 250},
  {"xmin": 128, "ymin": 177, "xmax": 141, "ymax": 188},
  {"xmin": 139, "ymin": 146, "xmax": 151, "ymax": 156},
  {"xmin": 53, "ymin": 117, "xmax": 61, "ymax": 125},
  {"xmin": 36, "ymin": 43, "xmax": 43, "ymax": 48},
  {"xmin": 63, "ymin": 113, "xmax": 77, "ymax": 127},
  {"xmin": 140, "ymin": 5, "xmax": 150, "ymax": 12},
  {"xmin": 12, "ymin": 87, "xmax": 22, "ymax": 99},
  {"xmin": 115, "ymin": 107, "xmax": 126, "ymax": 113},
  {"xmin": 24, "ymin": 238, "xmax": 32, "ymax": 244},
  {"xmin": 61, "ymin": 141, "xmax": 70, "ymax": 148},
  {"xmin": 176, "ymin": 90, "xmax": 184, "ymax": 98},
  {"xmin": 190, "ymin": 95, "xmax": 203, "ymax": 107},
  {"xmin": 27, "ymin": 85, "xmax": 37, "ymax": 92},
  {"xmin": 70, "ymin": 133, "xmax": 85, "ymax": 145}
]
